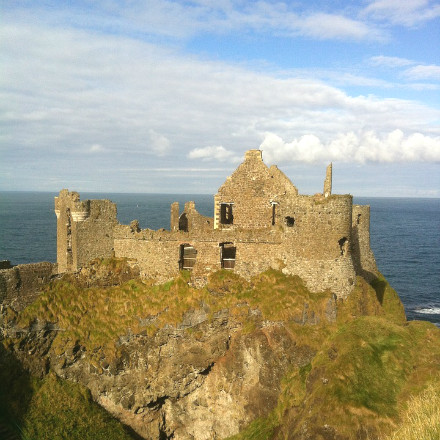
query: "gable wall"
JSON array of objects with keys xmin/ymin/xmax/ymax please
[{"xmin": 214, "ymin": 150, "xmax": 298, "ymax": 230}]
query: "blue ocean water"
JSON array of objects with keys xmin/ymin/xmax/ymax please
[{"xmin": 0, "ymin": 192, "xmax": 439, "ymax": 326}]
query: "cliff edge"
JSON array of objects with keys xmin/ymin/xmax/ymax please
[{"xmin": 1, "ymin": 259, "xmax": 439, "ymax": 440}]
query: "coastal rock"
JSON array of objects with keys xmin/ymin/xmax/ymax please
[
  {"xmin": 42, "ymin": 308, "xmax": 315, "ymax": 439},
  {"xmin": 2, "ymin": 267, "xmax": 439, "ymax": 440}
]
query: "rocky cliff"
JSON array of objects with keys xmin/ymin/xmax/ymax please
[{"xmin": 1, "ymin": 259, "xmax": 439, "ymax": 440}]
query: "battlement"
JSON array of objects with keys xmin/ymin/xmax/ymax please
[{"xmin": 55, "ymin": 150, "xmax": 378, "ymax": 298}]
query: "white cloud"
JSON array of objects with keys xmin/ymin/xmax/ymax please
[
  {"xmin": 260, "ymin": 130, "xmax": 440, "ymax": 164},
  {"xmin": 369, "ymin": 55, "xmax": 414, "ymax": 67},
  {"xmin": 407, "ymin": 82, "xmax": 440, "ymax": 90},
  {"xmin": 188, "ymin": 146, "xmax": 237, "ymax": 161},
  {"xmin": 3, "ymin": 0, "xmax": 386, "ymax": 43},
  {"xmin": 403, "ymin": 64, "xmax": 440, "ymax": 80},
  {"xmin": 363, "ymin": 0, "xmax": 440, "ymax": 26},
  {"xmin": 89, "ymin": 144, "xmax": 104, "ymax": 153},
  {"xmin": 148, "ymin": 130, "xmax": 171, "ymax": 156},
  {"xmin": 1, "ymin": 19, "xmax": 439, "ymax": 194},
  {"xmin": 297, "ymin": 13, "xmax": 383, "ymax": 40},
  {"xmin": 1, "ymin": 21, "xmax": 439, "ymax": 155}
]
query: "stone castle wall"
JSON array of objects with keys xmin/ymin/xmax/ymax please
[
  {"xmin": 214, "ymin": 150, "xmax": 298, "ymax": 230},
  {"xmin": 55, "ymin": 190, "xmax": 117, "ymax": 272},
  {"xmin": 55, "ymin": 150, "xmax": 378, "ymax": 299},
  {"xmin": 113, "ymin": 225, "xmax": 284, "ymax": 283},
  {"xmin": 113, "ymin": 199, "xmax": 357, "ymax": 297},
  {"xmin": 279, "ymin": 195, "xmax": 353, "ymax": 259},
  {"xmin": 75, "ymin": 200, "xmax": 118, "ymax": 268},
  {"xmin": 351, "ymin": 205, "xmax": 378, "ymax": 281},
  {"xmin": 177, "ymin": 201, "xmax": 213, "ymax": 233}
]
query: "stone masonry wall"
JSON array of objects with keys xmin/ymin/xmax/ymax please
[
  {"xmin": 113, "ymin": 224, "xmax": 283, "ymax": 283},
  {"xmin": 75, "ymin": 200, "xmax": 118, "ymax": 269},
  {"xmin": 113, "ymin": 217, "xmax": 356, "ymax": 297},
  {"xmin": 352, "ymin": 205, "xmax": 378, "ymax": 282},
  {"xmin": 214, "ymin": 150, "xmax": 298, "ymax": 230},
  {"xmin": 55, "ymin": 150, "xmax": 378, "ymax": 299},
  {"xmin": 282, "ymin": 258, "xmax": 355, "ymax": 298},
  {"xmin": 0, "ymin": 262, "xmax": 56, "ymax": 312},
  {"xmin": 55, "ymin": 190, "xmax": 117, "ymax": 273},
  {"xmin": 279, "ymin": 195, "xmax": 353, "ymax": 259},
  {"xmin": 181, "ymin": 202, "xmax": 213, "ymax": 233}
]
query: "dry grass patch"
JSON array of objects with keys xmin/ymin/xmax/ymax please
[{"xmin": 385, "ymin": 381, "xmax": 440, "ymax": 440}]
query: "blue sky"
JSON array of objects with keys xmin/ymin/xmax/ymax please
[{"xmin": 1, "ymin": 0, "xmax": 439, "ymax": 196}]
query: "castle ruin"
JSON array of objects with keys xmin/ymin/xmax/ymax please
[{"xmin": 54, "ymin": 150, "xmax": 378, "ymax": 298}]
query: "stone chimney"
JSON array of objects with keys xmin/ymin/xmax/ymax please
[
  {"xmin": 170, "ymin": 202, "xmax": 179, "ymax": 232},
  {"xmin": 324, "ymin": 163, "xmax": 332, "ymax": 197}
]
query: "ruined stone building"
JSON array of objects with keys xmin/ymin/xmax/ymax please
[{"xmin": 54, "ymin": 150, "xmax": 378, "ymax": 298}]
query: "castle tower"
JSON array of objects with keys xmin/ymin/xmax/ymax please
[
  {"xmin": 55, "ymin": 190, "xmax": 117, "ymax": 273},
  {"xmin": 324, "ymin": 163, "xmax": 332, "ymax": 197}
]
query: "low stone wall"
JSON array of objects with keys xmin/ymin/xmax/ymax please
[{"xmin": 0, "ymin": 262, "xmax": 56, "ymax": 312}]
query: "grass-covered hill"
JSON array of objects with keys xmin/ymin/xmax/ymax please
[{"xmin": 1, "ymin": 258, "xmax": 439, "ymax": 440}]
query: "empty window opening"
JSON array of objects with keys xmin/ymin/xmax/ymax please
[
  {"xmin": 356, "ymin": 213, "xmax": 361, "ymax": 225},
  {"xmin": 220, "ymin": 203, "xmax": 234, "ymax": 225},
  {"xmin": 220, "ymin": 242, "xmax": 236, "ymax": 270},
  {"xmin": 179, "ymin": 244, "xmax": 197, "ymax": 270},
  {"xmin": 179, "ymin": 213, "xmax": 188, "ymax": 232},
  {"xmin": 338, "ymin": 237, "xmax": 348, "ymax": 256},
  {"xmin": 271, "ymin": 202, "xmax": 278, "ymax": 226},
  {"xmin": 285, "ymin": 216, "xmax": 295, "ymax": 227}
]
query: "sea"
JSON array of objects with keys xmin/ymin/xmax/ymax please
[{"xmin": 0, "ymin": 192, "xmax": 439, "ymax": 326}]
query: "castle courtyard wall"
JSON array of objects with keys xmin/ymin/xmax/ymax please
[{"xmin": 113, "ymin": 225, "xmax": 284, "ymax": 282}]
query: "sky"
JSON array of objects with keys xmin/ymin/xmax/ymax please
[{"xmin": 1, "ymin": 0, "xmax": 439, "ymax": 197}]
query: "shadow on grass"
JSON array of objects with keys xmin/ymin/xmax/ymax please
[
  {"xmin": 371, "ymin": 278, "xmax": 387, "ymax": 305},
  {"xmin": 0, "ymin": 343, "xmax": 144, "ymax": 440}
]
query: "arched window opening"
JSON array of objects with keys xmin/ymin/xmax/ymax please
[{"xmin": 179, "ymin": 213, "xmax": 188, "ymax": 232}]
